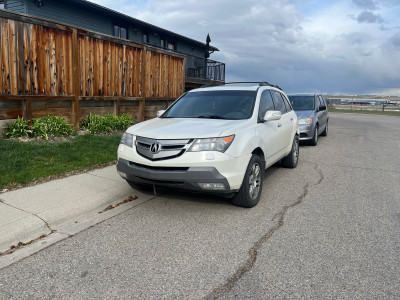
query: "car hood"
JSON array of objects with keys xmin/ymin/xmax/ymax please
[
  {"xmin": 126, "ymin": 117, "xmax": 249, "ymax": 139},
  {"xmin": 295, "ymin": 110, "xmax": 314, "ymax": 119}
]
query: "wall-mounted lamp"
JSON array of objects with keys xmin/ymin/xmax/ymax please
[{"xmin": 34, "ymin": 0, "xmax": 44, "ymax": 7}]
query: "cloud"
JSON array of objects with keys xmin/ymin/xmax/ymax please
[
  {"xmin": 357, "ymin": 10, "xmax": 383, "ymax": 23},
  {"xmin": 387, "ymin": 31, "xmax": 400, "ymax": 50},
  {"xmin": 352, "ymin": 0, "xmax": 379, "ymax": 10}
]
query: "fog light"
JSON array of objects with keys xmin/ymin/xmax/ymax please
[{"xmin": 199, "ymin": 183, "xmax": 225, "ymax": 190}]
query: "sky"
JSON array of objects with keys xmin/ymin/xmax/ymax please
[{"xmin": 88, "ymin": 0, "xmax": 400, "ymax": 95}]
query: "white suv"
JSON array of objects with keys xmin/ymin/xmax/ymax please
[{"xmin": 117, "ymin": 82, "xmax": 299, "ymax": 207}]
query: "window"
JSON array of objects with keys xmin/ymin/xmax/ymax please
[
  {"xmin": 318, "ymin": 95, "xmax": 326, "ymax": 110},
  {"xmin": 288, "ymin": 95, "xmax": 315, "ymax": 110},
  {"xmin": 114, "ymin": 25, "xmax": 127, "ymax": 39},
  {"xmin": 160, "ymin": 39, "xmax": 165, "ymax": 48},
  {"xmin": 143, "ymin": 33, "xmax": 148, "ymax": 43},
  {"xmin": 258, "ymin": 91, "xmax": 275, "ymax": 121},
  {"xmin": 281, "ymin": 94, "xmax": 293, "ymax": 111},
  {"xmin": 0, "ymin": 0, "xmax": 4, "ymax": 9},
  {"xmin": 162, "ymin": 90, "xmax": 256, "ymax": 119},
  {"xmin": 120, "ymin": 27, "xmax": 127, "ymax": 39},
  {"xmin": 271, "ymin": 91, "xmax": 287, "ymax": 114},
  {"xmin": 167, "ymin": 42, "xmax": 175, "ymax": 51}
]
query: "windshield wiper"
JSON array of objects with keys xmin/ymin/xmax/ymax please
[{"xmin": 197, "ymin": 115, "xmax": 227, "ymax": 119}]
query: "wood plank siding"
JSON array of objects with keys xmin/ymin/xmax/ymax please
[{"xmin": 0, "ymin": 10, "xmax": 185, "ymax": 127}]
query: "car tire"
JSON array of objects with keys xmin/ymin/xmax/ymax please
[
  {"xmin": 321, "ymin": 121, "xmax": 328, "ymax": 136},
  {"xmin": 310, "ymin": 124, "xmax": 318, "ymax": 146},
  {"xmin": 232, "ymin": 154, "xmax": 264, "ymax": 208},
  {"xmin": 281, "ymin": 135, "xmax": 299, "ymax": 168}
]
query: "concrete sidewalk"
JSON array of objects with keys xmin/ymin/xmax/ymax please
[{"xmin": 0, "ymin": 165, "xmax": 154, "ymax": 266}]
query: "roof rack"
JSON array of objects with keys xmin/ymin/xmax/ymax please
[
  {"xmin": 200, "ymin": 82, "xmax": 282, "ymax": 90},
  {"xmin": 200, "ymin": 83, "xmax": 225, "ymax": 88}
]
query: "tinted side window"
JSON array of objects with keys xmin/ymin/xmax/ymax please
[
  {"xmin": 320, "ymin": 95, "xmax": 327, "ymax": 107},
  {"xmin": 271, "ymin": 91, "xmax": 287, "ymax": 114},
  {"xmin": 281, "ymin": 94, "xmax": 292, "ymax": 112},
  {"xmin": 258, "ymin": 91, "xmax": 275, "ymax": 121},
  {"xmin": 318, "ymin": 95, "xmax": 326, "ymax": 110}
]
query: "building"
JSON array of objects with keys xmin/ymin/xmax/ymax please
[{"xmin": 1, "ymin": 0, "xmax": 225, "ymax": 90}]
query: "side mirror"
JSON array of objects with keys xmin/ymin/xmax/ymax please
[
  {"xmin": 157, "ymin": 110, "xmax": 166, "ymax": 117},
  {"xmin": 264, "ymin": 110, "xmax": 282, "ymax": 122},
  {"xmin": 319, "ymin": 105, "xmax": 326, "ymax": 111}
]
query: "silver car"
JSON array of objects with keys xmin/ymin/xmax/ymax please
[{"xmin": 287, "ymin": 94, "xmax": 328, "ymax": 146}]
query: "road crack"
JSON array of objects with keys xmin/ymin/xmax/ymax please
[
  {"xmin": 1, "ymin": 202, "xmax": 53, "ymax": 232},
  {"xmin": 205, "ymin": 162, "xmax": 323, "ymax": 300},
  {"xmin": 0, "ymin": 202, "xmax": 56, "ymax": 257}
]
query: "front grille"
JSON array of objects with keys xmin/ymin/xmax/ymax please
[{"xmin": 135, "ymin": 136, "xmax": 193, "ymax": 161}]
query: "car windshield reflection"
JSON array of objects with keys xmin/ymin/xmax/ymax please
[
  {"xmin": 288, "ymin": 96, "xmax": 315, "ymax": 110},
  {"xmin": 161, "ymin": 90, "xmax": 257, "ymax": 119}
]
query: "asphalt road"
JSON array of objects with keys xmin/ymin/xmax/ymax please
[{"xmin": 1, "ymin": 113, "xmax": 399, "ymax": 299}]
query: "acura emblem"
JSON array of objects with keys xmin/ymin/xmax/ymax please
[{"xmin": 150, "ymin": 142, "xmax": 161, "ymax": 154}]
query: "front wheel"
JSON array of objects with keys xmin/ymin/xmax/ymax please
[
  {"xmin": 321, "ymin": 121, "xmax": 328, "ymax": 136},
  {"xmin": 310, "ymin": 125, "xmax": 318, "ymax": 146},
  {"xmin": 282, "ymin": 135, "xmax": 299, "ymax": 168},
  {"xmin": 232, "ymin": 155, "xmax": 264, "ymax": 208}
]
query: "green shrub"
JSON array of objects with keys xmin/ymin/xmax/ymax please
[
  {"xmin": 81, "ymin": 113, "xmax": 110, "ymax": 134},
  {"xmin": 31, "ymin": 115, "xmax": 74, "ymax": 140},
  {"xmin": 117, "ymin": 113, "xmax": 135, "ymax": 130},
  {"xmin": 4, "ymin": 116, "xmax": 32, "ymax": 138},
  {"xmin": 102, "ymin": 114, "xmax": 120, "ymax": 132},
  {"xmin": 81, "ymin": 113, "xmax": 135, "ymax": 134},
  {"xmin": 81, "ymin": 113, "xmax": 101, "ymax": 134}
]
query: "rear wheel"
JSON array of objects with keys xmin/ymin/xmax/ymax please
[
  {"xmin": 310, "ymin": 124, "xmax": 318, "ymax": 146},
  {"xmin": 232, "ymin": 155, "xmax": 264, "ymax": 208},
  {"xmin": 282, "ymin": 135, "xmax": 299, "ymax": 168}
]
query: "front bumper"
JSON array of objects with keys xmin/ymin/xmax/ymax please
[
  {"xmin": 117, "ymin": 158, "xmax": 233, "ymax": 193},
  {"xmin": 117, "ymin": 144, "xmax": 251, "ymax": 192},
  {"xmin": 299, "ymin": 124, "xmax": 313, "ymax": 140}
]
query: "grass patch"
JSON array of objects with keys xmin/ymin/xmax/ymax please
[
  {"xmin": 0, "ymin": 134, "xmax": 121, "ymax": 190},
  {"xmin": 329, "ymin": 107, "xmax": 400, "ymax": 117}
]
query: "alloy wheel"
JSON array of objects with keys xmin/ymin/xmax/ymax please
[
  {"xmin": 248, "ymin": 163, "xmax": 261, "ymax": 200},
  {"xmin": 293, "ymin": 138, "xmax": 299, "ymax": 163},
  {"xmin": 314, "ymin": 126, "xmax": 318, "ymax": 142}
]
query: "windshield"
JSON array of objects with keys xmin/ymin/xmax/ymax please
[
  {"xmin": 161, "ymin": 90, "xmax": 257, "ymax": 119},
  {"xmin": 288, "ymin": 96, "xmax": 315, "ymax": 110}
]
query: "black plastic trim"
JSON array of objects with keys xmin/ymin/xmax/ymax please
[{"xmin": 117, "ymin": 158, "xmax": 232, "ymax": 193}]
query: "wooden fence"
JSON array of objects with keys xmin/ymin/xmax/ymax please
[{"xmin": 0, "ymin": 10, "xmax": 185, "ymax": 129}]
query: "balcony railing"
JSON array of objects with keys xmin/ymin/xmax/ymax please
[{"xmin": 185, "ymin": 54, "xmax": 225, "ymax": 82}]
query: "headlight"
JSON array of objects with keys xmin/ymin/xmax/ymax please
[
  {"xmin": 120, "ymin": 132, "xmax": 134, "ymax": 147},
  {"xmin": 188, "ymin": 135, "xmax": 234, "ymax": 153},
  {"xmin": 299, "ymin": 118, "xmax": 312, "ymax": 125}
]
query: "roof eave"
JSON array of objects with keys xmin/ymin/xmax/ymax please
[{"xmin": 69, "ymin": 0, "xmax": 219, "ymax": 51}]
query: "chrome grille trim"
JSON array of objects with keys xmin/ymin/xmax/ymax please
[{"xmin": 135, "ymin": 136, "xmax": 193, "ymax": 160}]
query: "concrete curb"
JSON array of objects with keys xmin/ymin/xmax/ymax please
[{"xmin": 0, "ymin": 165, "xmax": 155, "ymax": 268}]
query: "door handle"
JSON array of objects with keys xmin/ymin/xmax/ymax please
[
  {"xmin": 277, "ymin": 123, "xmax": 282, "ymax": 127},
  {"xmin": 290, "ymin": 117, "xmax": 294, "ymax": 121}
]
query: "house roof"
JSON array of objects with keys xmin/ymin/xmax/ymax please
[{"xmin": 64, "ymin": 0, "xmax": 219, "ymax": 52}]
